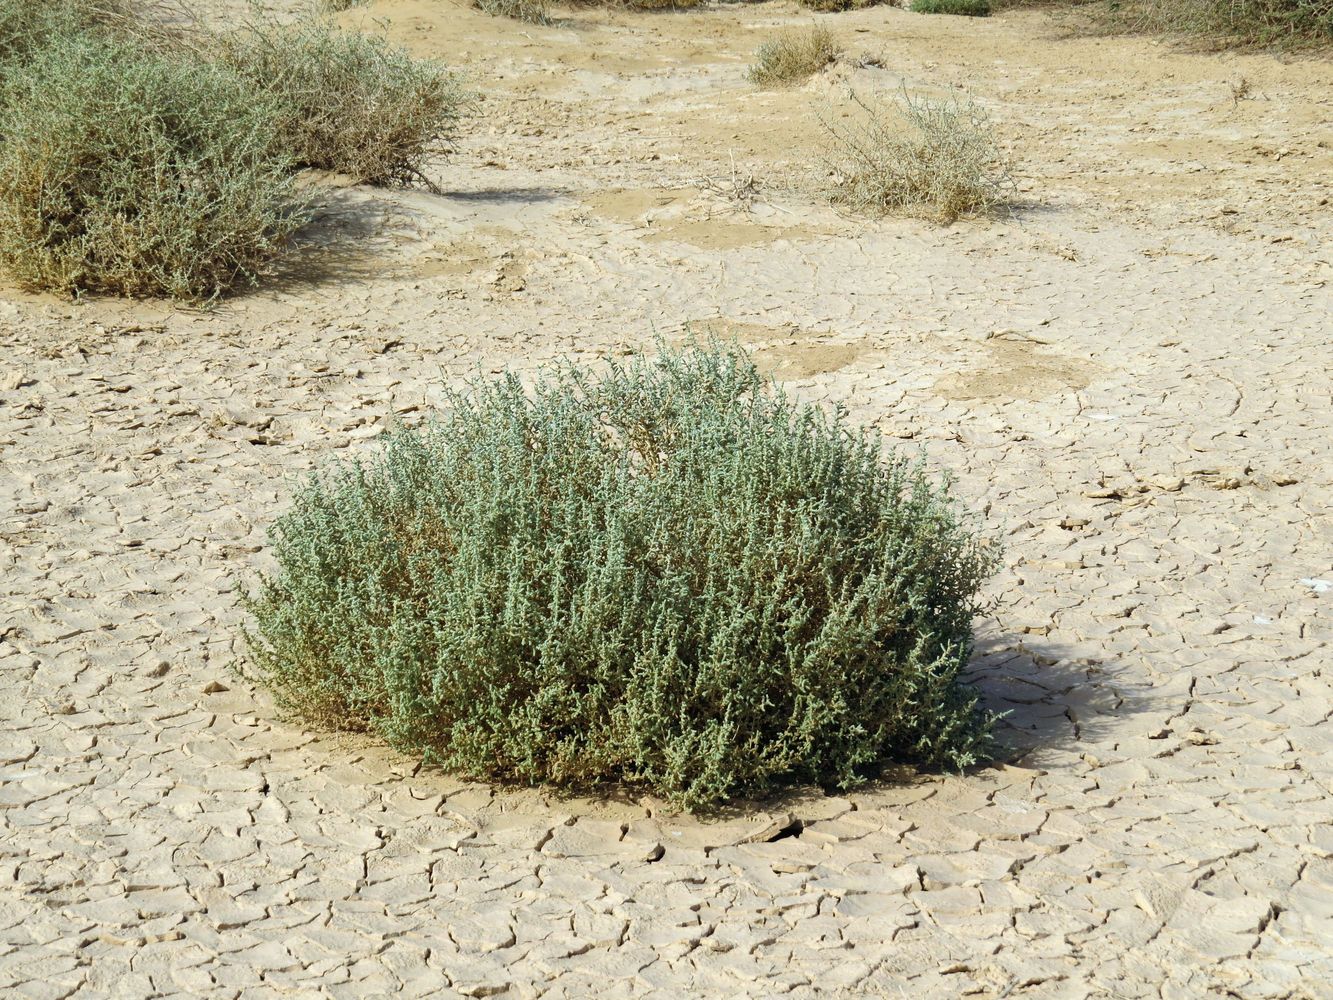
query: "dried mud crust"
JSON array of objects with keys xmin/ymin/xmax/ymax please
[{"xmin": 1, "ymin": 1, "xmax": 1331, "ymax": 998}]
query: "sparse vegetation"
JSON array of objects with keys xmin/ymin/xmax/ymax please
[
  {"xmin": 219, "ymin": 16, "xmax": 470, "ymax": 188},
  {"xmin": 1103, "ymin": 0, "xmax": 1332, "ymax": 46},
  {"xmin": 796, "ymin": 0, "xmax": 882, "ymax": 11},
  {"xmin": 824, "ymin": 89, "xmax": 1015, "ymax": 223},
  {"xmin": 0, "ymin": 2, "xmax": 477, "ymax": 299},
  {"xmin": 747, "ymin": 24, "xmax": 839, "ymax": 87},
  {"xmin": 912, "ymin": 0, "xmax": 991, "ymax": 16},
  {"xmin": 1010, "ymin": 0, "xmax": 1332, "ymax": 47},
  {"xmin": 615, "ymin": 0, "xmax": 704, "ymax": 8},
  {"xmin": 242, "ymin": 341, "xmax": 999, "ymax": 810},
  {"xmin": 0, "ymin": 34, "xmax": 302, "ymax": 301},
  {"xmin": 476, "ymin": 0, "xmax": 551, "ymax": 23}
]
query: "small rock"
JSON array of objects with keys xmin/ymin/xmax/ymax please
[
  {"xmin": 223, "ymin": 403, "xmax": 272, "ymax": 430},
  {"xmin": 1147, "ymin": 475, "xmax": 1184, "ymax": 492},
  {"xmin": 202, "ymin": 681, "xmax": 229, "ymax": 695}
]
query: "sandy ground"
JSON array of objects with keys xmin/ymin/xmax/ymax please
[{"xmin": 2, "ymin": 1, "xmax": 1332, "ymax": 997}]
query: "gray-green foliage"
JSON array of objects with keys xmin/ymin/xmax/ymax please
[
  {"xmin": 0, "ymin": 0, "xmax": 118, "ymax": 72},
  {"xmin": 0, "ymin": 34, "xmax": 303, "ymax": 300},
  {"xmin": 220, "ymin": 17, "xmax": 469, "ymax": 188},
  {"xmin": 911, "ymin": 0, "xmax": 991, "ymax": 15},
  {"xmin": 243, "ymin": 342, "xmax": 999, "ymax": 810}
]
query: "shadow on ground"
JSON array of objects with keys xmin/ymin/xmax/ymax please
[{"xmin": 967, "ymin": 630, "xmax": 1155, "ymax": 761}]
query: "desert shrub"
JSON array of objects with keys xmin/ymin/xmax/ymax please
[
  {"xmin": 1003, "ymin": 0, "xmax": 1330, "ymax": 46},
  {"xmin": 0, "ymin": 0, "xmax": 127, "ymax": 77},
  {"xmin": 824, "ymin": 89, "xmax": 1014, "ymax": 223},
  {"xmin": 565, "ymin": 0, "xmax": 705, "ymax": 9},
  {"xmin": 0, "ymin": 35, "xmax": 303, "ymax": 301},
  {"xmin": 1104, "ymin": 0, "xmax": 1331, "ymax": 45},
  {"xmin": 476, "ymin": 0, "xmax": 551, "ymax": 22},
  {"xmin": 748, "ymin": 25, "xmax": 839, "ymax": 87},
  {"xmin": 912, "ymin": 0, "xmax": 991, "ymax": 15},
  {"xmin": 0, "ymin": 0, "xmax": 190, "ymax": 73},
  {"xmin": 610, "ymin": 0, "xmax": 704, "ymax": 8},
  {"xmin": 242, "ymin": 341, "xmax": 998, "ymax": 810},
  {"xmin": 796, "ymin": 0, "xmax": 883, "ymax": 12},
  {"xmin": 219, "ymin": 17, "xmax": 469, "ymax": 188}
]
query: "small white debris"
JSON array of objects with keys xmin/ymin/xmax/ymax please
[{"xmin": 1299, "ymin": 578, "xmax": 1331, "ymax": 593}]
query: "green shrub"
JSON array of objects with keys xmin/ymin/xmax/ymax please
[
  {"xmin": 748, "ymin": 25, "xmax": 840, "ymax": 87},
  {"xmin": 912, "ymin": 0, "xmax": 991, "ymax": 15},
  {"xmin": 0, "ymin": 35, "xmax": 303, "ymax": 301},
  {"xmin": 219, "ymin": 17, "xmax": 469, "ymax": 188},
  {"xmin": 476, "ymin": 0, "xmax": 551, "ymax": 22},
  {"xmin": 824, "ymin": 89, "xmax": 1015, "ymax": 223},
  {"xmin": 242, "ymin": 342, "xmax": 998, "ymax": 810}
]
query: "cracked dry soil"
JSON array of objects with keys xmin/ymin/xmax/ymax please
[{"xmin": 2, "ymin": 1, "xmax": 1331, "ymax": 998}]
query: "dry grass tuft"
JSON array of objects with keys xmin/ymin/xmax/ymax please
[
  {"xmin": 476, "ymin": 0, "xmax": 552, "ymax": 23},
  {"xmin": 823, "ymin": 88, "xmax": 1016, "ymax": 223},
  {"xmin": 748, "ymin": 24, "xmax": 839, "ymax": 87}
]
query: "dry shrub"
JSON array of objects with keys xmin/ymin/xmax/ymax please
[
  {"xmin": 824, "ymin": 89, "xmax": 1015, "ymax": 223},
  {"xmin": 796, "ymin": 0, "xmax": 883, "ymax": 11},
  {"xmin": 575, "ymin": 0, "xmax": 705, "ymax": 9},
  {"xmin": 1103, "ymin": 0, "xmax": 1331, "ymax": 45},
  {"xmin": 0, "ymin": 35, "xmax": 303, "ymax": 300},
  {"xmin": 748, "ymin": 24, "xmax": 839, "ymax": 87},
  {"xmin": 476, "ymin": 0, "xmax": 551, "ymax": 22},
  {"xmin": 620, "ymin": 0, "xmax": 704, "ymax": 8},
  {"xmin": 219, "ymin": 17, "xmax": 470, "ymax": 188},
  {"xmin": 1004, "ymin": 0, "xmax": 1330, "ymax": 46}
]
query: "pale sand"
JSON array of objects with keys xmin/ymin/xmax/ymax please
[{"xmin": 1, "ymin": 2, "xmax": 1331, "ymax": 997}]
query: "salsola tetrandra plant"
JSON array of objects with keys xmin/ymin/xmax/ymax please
[
  {"xmin": 242, "ymin": 341, "xmax": 999, "ymax": 810},
  {"xmin": 218, "ymin": 15, "xmax": 470, "ymax": 189},
  {"xmin": 0, "ymin": 33, "xmax": 302, "ymax": 300}
]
